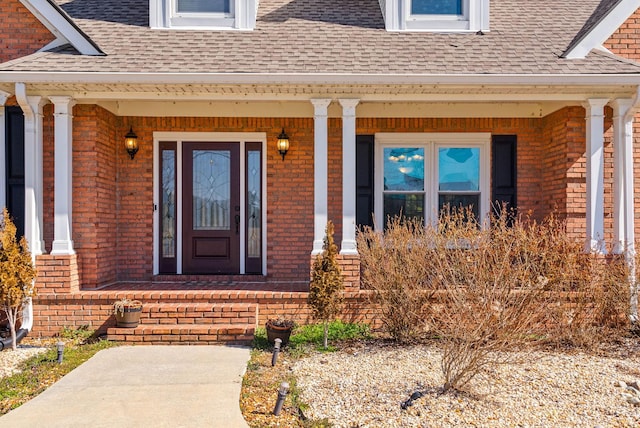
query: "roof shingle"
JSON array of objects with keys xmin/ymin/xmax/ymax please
[{"xmin": 2, "ymin": 0, "xmax": 639, "ymax": 75}]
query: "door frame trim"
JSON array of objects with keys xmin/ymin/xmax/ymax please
[{"xmin": 153, "ymin": 132, "xmax": 267, "ymax": 275}]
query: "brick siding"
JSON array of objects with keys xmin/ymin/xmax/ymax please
[
  {"xmin": 36, "ymin": 109, "xmax": 617, "ymax": 288},
  {"xmin": 605, "ymin": 9, "xmax": 640, "ymax": 242},
  {"xmin": 30, "ymin": 107, "xmax": 626, "ymax": 338}
]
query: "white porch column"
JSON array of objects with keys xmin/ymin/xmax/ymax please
[
  {"xmin": 49, "ymin": 96, "xmax": 75, "ymax": 255},
  {"xmin": 339, "ymin": 98, "xmax": 359, "ymax": 255},
  {"xmin": 583, "ymin": 98, "xmax": 609, "ymax": 254},
  {"xmin": 15, "ymin": 83, "xmax": 44, "ymax": 257},
  {"xmin": 311, "ymin": 98, "xmax": 332, "ymax": 255},
  {"xmin": 612, "ymin": 99, "xmax": 634, "ymax": 254},
  {"xmin": 0, "ymin": 90, "xmax": 9, "ymax": 209}
]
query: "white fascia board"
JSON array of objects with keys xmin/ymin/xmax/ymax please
[
  {"xmin": 1, "ymin": 72, "xmax": 640, "ymax": 86},
  {"xmin": 564, "ymin": 0, "xmax": 640, "ymax": 59},
  {"xmin": 19, "ymin": 0, "xmax": 103, "ymax": 56}
]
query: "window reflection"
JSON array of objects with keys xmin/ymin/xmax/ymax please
[
  {"xmin": 176, "ymin": 0, "xmax": 230, "ymax": 13},
  {"xmin": 411, "ymin": 0, "xmax": 462, "ymax": 15},
  {"xmin": 438, "ymin": 148, "xmax": 480, "ymax": 191}
]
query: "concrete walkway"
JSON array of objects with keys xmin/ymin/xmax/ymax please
[{"xmin": 0, "ymin": 345, "xmax": 251, "ymax": 427}]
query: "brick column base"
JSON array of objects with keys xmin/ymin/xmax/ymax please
[
  {"xmin": 35, "ymin": 254, "xmax": 80, "ymax": 294},
  {"xmin": 309, "ymin": 253, "xmax": 361, "ymax": 293}
]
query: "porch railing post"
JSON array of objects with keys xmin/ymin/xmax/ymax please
[
  {"xmin": 583, "ymin": 98, "xmax": 609, "ymax": 254},
  {"xmin": 339, "ymin": 98, "xmax": 360, "ymax": 255},
  {"xmin": 49, "ymin": 96, "xmax": 76, "ymax": 255},
  {"xmin": 311, "ymin": 99, "xmax": 332, "ymax": 255}
]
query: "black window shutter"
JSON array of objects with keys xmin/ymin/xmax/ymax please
[
  {"xmin": 356, "ymin": 135, "xmax": 375, "ymax": 229},
  {"xmin": 5, "ymin": 106, "xmax": 25, "ymax": 238},
  {"xmin": 491, "ymin": 135, "xmax": 517, "ymax": 217}
]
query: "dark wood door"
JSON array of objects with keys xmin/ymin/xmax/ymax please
[{"xmin": 183, "ymin": 143, "xmax": 240, "ymax": 274}]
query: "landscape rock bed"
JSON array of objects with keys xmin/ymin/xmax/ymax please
[
  {"xmin": 0, "ymin": 343, "xmax": 48, "ymax": 379},
  {"xmin": 293, "ymin": 342, "xmax": 640, "ymax": 427}
]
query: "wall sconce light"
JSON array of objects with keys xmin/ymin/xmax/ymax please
[
  {"xmin": 124, "ymin": 127, "xmax": 139, "ymax": 160},
  {"xmin": 276, "ymin": 128, "xmax": 290, "ymax": 161}
]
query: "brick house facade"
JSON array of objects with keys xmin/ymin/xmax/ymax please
[{"xmin": 2, "ymin": 0, "xmax": 640, "ymax": 343}]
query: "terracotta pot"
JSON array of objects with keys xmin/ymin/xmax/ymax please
[
  {"xmin": 265, "ymin": 321, "xmax": 293, "ymax": 345},
  {"xmin": 115, "ymin": 306, "xmax": 142, "ymax": 328}
]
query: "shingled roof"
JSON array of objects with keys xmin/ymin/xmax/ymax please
[{"xmin": 2, "ymin": 0, "xmax": 640, "ymax": 75}]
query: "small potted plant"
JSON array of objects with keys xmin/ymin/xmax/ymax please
[
  {"xmin": 113, "ymin": 298, "xmax": 143, "ymax": 328},
  {"xmin": 265, "ymin": 318, "xmax": 294, "ymax": 345}
]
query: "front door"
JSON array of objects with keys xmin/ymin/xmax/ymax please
[{"xmin": 183, "ymin": 142, "xmax": 240, "ymax": 274}]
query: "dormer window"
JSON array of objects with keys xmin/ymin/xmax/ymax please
[
  {"xmin": 381, "ymin": 0, "xmax": 489, "ymax": 32},
  {"xmin": 172, "ymin": 0, "xmax": 234, "ymax": 27},
  {"xmin": 150, "ymin": 0, "xmax": 257, "ymax": 30},
  {"xmin": 412, "ymin": 0, "xmax": 461, "ymax": 15}
]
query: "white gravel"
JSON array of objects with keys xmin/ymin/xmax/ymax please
[
  {"xmin": 0, "ymin": 343, "xmax": 49, "ymax": 379},
  {"xmin": 293, "ymin": 343, "xmax": 640, "ymax": 427}
]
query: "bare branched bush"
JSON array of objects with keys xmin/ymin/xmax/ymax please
[
  {"xmin": 358, "ymin": 207, "xmax": 632, "ymax": 392},
  {"xmin": 357, "ymin": 216, "xmax": 435, "ymax": 343},
  {"xmin": 543, "ymin": 253, "xmax": 629, "ymax": 348},
  {"xmin": 424, "ymin": 208, "xmax": 550, "ymax": 391}
]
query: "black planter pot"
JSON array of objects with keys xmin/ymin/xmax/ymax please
[{"xmin": 265, "ymin": 321, "xmax": 293, "ymax": 345}]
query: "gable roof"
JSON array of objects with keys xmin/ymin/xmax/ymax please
[
  {"xmin": 563, "ymin": 0, "xmax": 640, "ymax": 59},
  {"xmin": 1, "ymin": 0, "xmax": 640, "ymax": 80},
  {"xmin": 18, "ymin": 0, "xmax": 103, "ymax": 56}
]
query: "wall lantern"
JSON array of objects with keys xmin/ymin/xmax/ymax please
[
  {"xmin": 124, "ymin": 127, "xmax": 139, "ymax": 160},
  {"xmin": 276, "ymin": 128, "xmax": 290, "ymax": 161}
]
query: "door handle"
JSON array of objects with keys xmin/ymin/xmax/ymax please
[{"xmin": 235, "ymin": 215, "xmax": 240, "ymax": 234}]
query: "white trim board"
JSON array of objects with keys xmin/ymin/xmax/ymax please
[
  {"xmin": 2, "ymin": 72, "xmax": 640, "ymax": 86},
  {"xmin": 19, "ymin": 0, "xmax": 103, "ymax": 56},
  {"xmin": 564, "ymin": 0, "xmax": 640, "ymax": 59}
]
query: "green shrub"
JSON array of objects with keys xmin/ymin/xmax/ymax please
[{"xmin": 308, "ymin": 221, "xmax": 344, "ymax": 349}]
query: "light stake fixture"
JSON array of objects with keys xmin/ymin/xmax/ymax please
[
  {"xmin": 273, "ymin": 381, "xmax": 289, "ymax": 416},
  {"xmin": 56, "ymin": 341, "xmax": 64, "ymax": 364},
  {"xmin": 271, "ymin": 338, "xmax": 282, "ymax": 367},
  {"xmin": 124, "ymin": 127, "xmax": 139, "ymax": 160},
  {"xmin": 276, "ymin": 128, "xmax": 290, "ymax": 161}
]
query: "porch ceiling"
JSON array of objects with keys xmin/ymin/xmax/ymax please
[
  {"xmin": 1, "ymin": 82, "xmax": 637, "ymax": 100},
  {"xmin": 1, "ymin": 82, "xmax": 636, "ymax": 118}
]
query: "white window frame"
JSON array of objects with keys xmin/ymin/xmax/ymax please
[
  {"xmin": 383, "ymin": 0, "xmax": 489, "ymax": 32},
  {"xmin": 374, "ymin": 133, "xmax": 490, "ymax": 228},
  {"xmin": 152, "ymin": 132, "xmax": 267, "ymax": 276},
  {"xmin": 150, "ymin": 0, "xmax": 258, "ymax": 30}
]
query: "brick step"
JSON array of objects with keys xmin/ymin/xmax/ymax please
[
  {"xmin": 138, "ymin": 302, "xmax": 257, "ymax": 326},
  {"xmin": 106, "ymin": 324, "xmax": 255, "ymax": 345}
]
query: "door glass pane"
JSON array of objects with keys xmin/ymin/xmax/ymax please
[
  {"xmin": 161, "ymin": 149, "xmax": 176, "ymax": 258},
  {"xmin": 247, "ymin": 150, "xmax": 261, "ymax": 258},
  {"xmin": 384, "ymin": 147, "xmax": 424, "ymax": 191},
  {"xmin": 438, "ymin": 147, "xmax": 480, "ymax": 191},
  {"xmin": 412, "ymin": 0, "xmax": 462, "ymax": 15},
  {"xmin": 193, "ymin": 150, "xmax": 230, "ymax": 230},
  {"xmin": 176, "ymin": 0, "xmax": 230, "ymax": 13},
  {"xmin": 383, "ymin": 194, "xmax": 425, "ymax": 224}
]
